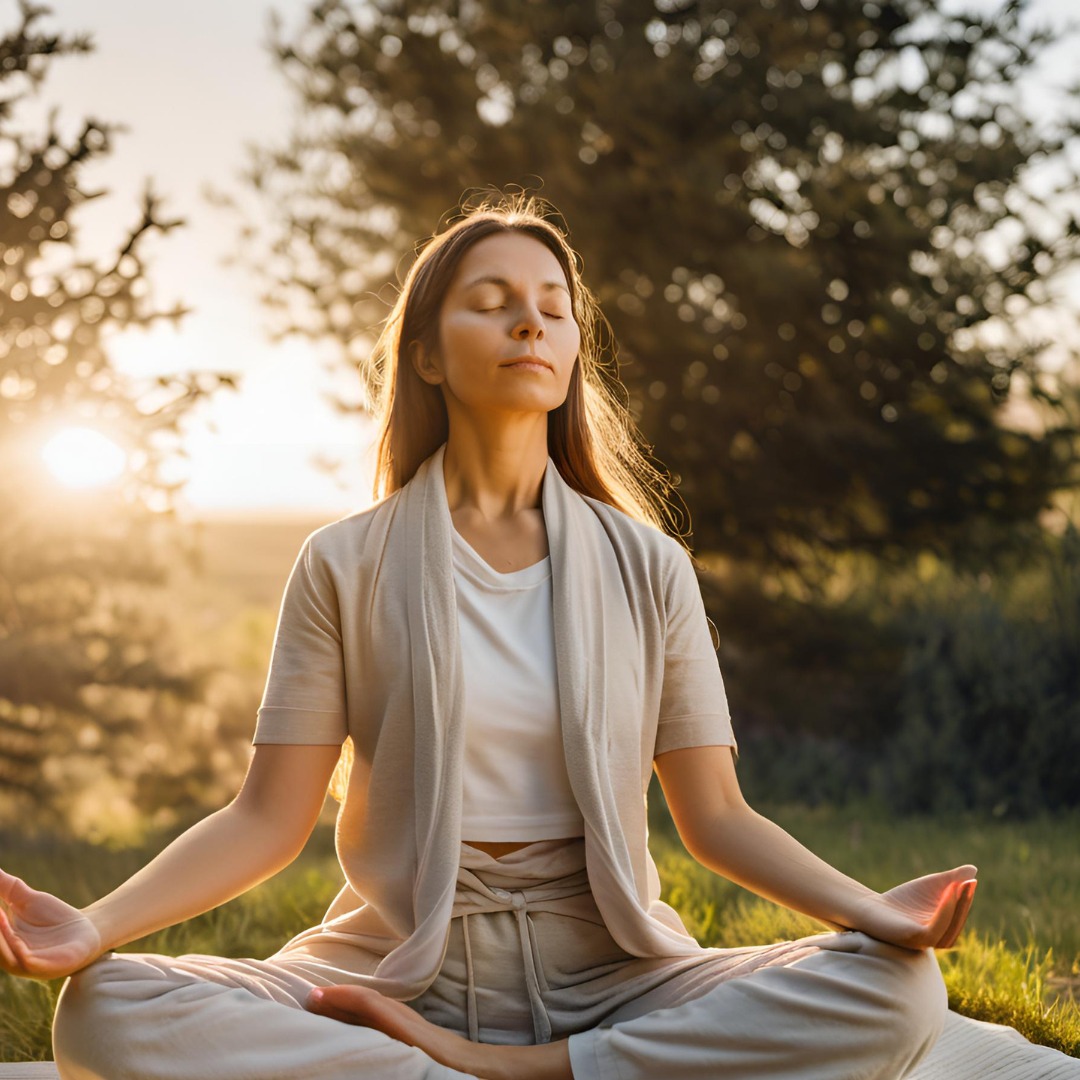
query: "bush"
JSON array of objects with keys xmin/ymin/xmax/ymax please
[
  {"xmin": 717, "ymin": 524, "xmax": 1080, "ymax": 817},
  {"xmin": 879, "ymin": 525, "xmax": 1080, "ymax": 816}
]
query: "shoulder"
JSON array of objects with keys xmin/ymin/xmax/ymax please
[
  {"xmin": 577, "ymin": 491, "xmax": 690, "ymax": 586},
  {"xmin": 294, "ymin": 491, "xmax": 402, "ymax": 570}
]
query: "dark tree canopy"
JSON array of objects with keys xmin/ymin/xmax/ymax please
[{"xmin": 234, "ymin": 0, "xmax": 1080, "ymax": 583}]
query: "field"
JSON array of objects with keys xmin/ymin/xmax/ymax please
[{"xmin": 2, "ymin": 800, "xmax": 1079, "ymax": 1063}]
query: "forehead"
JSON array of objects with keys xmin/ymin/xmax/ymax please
[{"xmin": 451, "ymin": 232, "xmax": 570, "ymax": 293}]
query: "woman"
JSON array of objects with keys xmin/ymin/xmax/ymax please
[{"xmin": 0, "ymin": 193, "xmax": 976, "ymax": 1080}]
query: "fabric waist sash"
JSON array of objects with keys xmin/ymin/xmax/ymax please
[{"xmin": 451, "ymin": 836, "xmax": 599, "ymax": 1043}]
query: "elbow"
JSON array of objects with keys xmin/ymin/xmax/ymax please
[
  {"xmin": 225, "ymin": 798, "xmax": 315, "ymax": 868},
  {"xmin": 680, "ymin": 799, "xmax": 755, "ymax": 867}
]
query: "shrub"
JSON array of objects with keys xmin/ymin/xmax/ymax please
[{"xmin": 879, "ymin": 525, "xmax": 1080, "ymax": 816}]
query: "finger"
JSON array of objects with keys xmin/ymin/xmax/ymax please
[
  {"xmin": 0, "ymin": 910, "xmax": 33, "ymax": 971},
  {"xmin": 314, "ymin": 985, "xmax": 381, "ymax": 1011},
  {"xmin": 936, "ymin": 887, "xmax": 972, "ymax": 949},
  {"xmin": 931, "ymin": 866, "xmax": 976, "ymax": 889},
  {"xmin": 0, "ymin": 909, "xmax": 22, "ymax": 974},
  {"xmin": 936, "ymin": 880, "xmax": 977, "ymax": 949},
  {"xmin": 950, "ymin": 879, "xmax": 977, "ymax": 941},
  {"xmin": 306, "ymin": 988, "xmax": 373, "ymax": 1026},
  {"xmin": 922, "ymin": 878, "xmax": 962, "ymax": 944},
  {"xmin": 0, "ymin": 907, "xmax": 39, "ymax": 976},
  {"xmin": 310, "ymin": 1002, "xmax": 371, "ymax": 1026},
  {"xmin": 907, "ymin": 876, "xmax": 967, "ymax": 946},
  {"xmin": 923, "ymin": 866, "xmax": 978, "ymax": 886},
  {"xmin": 0, "ymin": 868, "xmax": 33, "ymax": 907}
]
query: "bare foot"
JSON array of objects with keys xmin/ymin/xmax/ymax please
[{"xmin": 305, "ymin": 985, "xmax": 572, "ymax": 1080}]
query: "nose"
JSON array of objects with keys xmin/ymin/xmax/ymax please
[{"xmin": 513, "ymin": 301, "xmax": 545, "ymax": 341}]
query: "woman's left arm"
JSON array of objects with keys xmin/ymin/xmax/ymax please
[{"xmin": 653, "ymin": 744, "xmax": 977, "ymax": 951}]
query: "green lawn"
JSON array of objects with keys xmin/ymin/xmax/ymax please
[
  {"xmin": 647, "ymin": 798, "xmax": 1080, "ymax": 966},
  {"xmin": 646, "ymin": 799, "xmax": 1080, "ymax": 1058},
  {"xmin": 2, "ymin": 805, "xmax": 1079, "ymax": 1062}
]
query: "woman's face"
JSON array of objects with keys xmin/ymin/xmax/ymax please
[{"xmin": 413, "ymin": 231, "xmax": 581, "ymax": 418}]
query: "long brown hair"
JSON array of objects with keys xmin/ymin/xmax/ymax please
[
  {"xmin": 359, "ymin": 188, "xmax": 685, "ymax": 535},
  {"xmin": 329, "ymin": 189, "xmax": 692, "ymax": 803}
]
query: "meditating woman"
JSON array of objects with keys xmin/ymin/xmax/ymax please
[{"xmin": 0, "ymin": 193, "xmax": 976, "ymax": 1080}]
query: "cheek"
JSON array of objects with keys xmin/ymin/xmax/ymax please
[
  {"xmin": 560, "ymin": 322, "xmax": 582, "ymax": 360},
  {"xmin": 441, "ymin": 312, "xmax": 497, "ymax": 355}
]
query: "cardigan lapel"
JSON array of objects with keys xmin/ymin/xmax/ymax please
[
  {"xmin": 541, "ymin": 455, "xmax": 615, "ymax": 832},
  {"xmin": 543, "ymin": 448, "xmax": 714, "ymax": 955},
  {"xmin": 542, "ymin": 456, "xmax": 653, "ymax": 942},
  {"xmin": 376, "ymin": 443, "xmax": 465, "ymax": 982},
  {"xmin": 385, "ymin": 440, "xmax": 697, "ymax": 986},
  {"xmin": 402, "ymin": 441, "xmax": 620, "ymax": 903}
]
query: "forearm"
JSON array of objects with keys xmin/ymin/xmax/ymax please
[
  {"xmin": 81, "ymin": 801, "xmax": 303, "ymax": 954},
  {"xmin": 691, "ymin": 805, "xmax": 877, "ymax": 930}
]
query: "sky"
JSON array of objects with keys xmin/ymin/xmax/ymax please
[{"xmin": 11, "ymin": 0, "xmax": 1080, "ymax": 521}]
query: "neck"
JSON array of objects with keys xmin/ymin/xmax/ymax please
[{"xmin": 441, "ymin": 427, "xmax": 548, "ymax": 520}]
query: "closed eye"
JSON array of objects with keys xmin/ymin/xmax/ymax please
[{"xmin": 478, "ymin": 307, "xmax": 564, "ymax": 319}]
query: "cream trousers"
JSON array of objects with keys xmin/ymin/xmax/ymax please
[{"xmin": 52, "ymin": 837, "xmax": 948, "ymax": 1079}]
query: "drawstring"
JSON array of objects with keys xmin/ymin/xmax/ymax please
[
  {"xmin": 459, "ymin": 889, "xmax": 553, "ymax": 1044},
  {"xmin": 510, "ymin": 890, "xmax": 553, "ymax": 1044},
  {"xmin": 451, "ymin": 838, "xmax": 592, "ymax": 1045},
  {"xmin": 461, "ymin": 912, "xmax": 480, "ymax": 1042}
]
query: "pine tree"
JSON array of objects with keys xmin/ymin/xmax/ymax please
[{"xmin": 233, "ymin": 0, "xmax": 1080, "ymax": 581}]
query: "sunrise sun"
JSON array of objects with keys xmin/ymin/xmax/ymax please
[{"xmin": 42, "ymin": 426, "xmax": 128, "ymax": 488}]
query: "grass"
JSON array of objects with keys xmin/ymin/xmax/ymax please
[
  {"xmin": 648, "ymin": 796, "xmax": 1080, "ymax": 966},
  {"xmin": 646, "ymin": 798, "xmax": 1080, "ymax": 1059},
  {"xmin": 938, "ymin": 937, "xmax": 1080, "ymax": 1058},
  {"xmin": 2, "ymin": 805, "xmax": 1079, "ymax": 1062}
]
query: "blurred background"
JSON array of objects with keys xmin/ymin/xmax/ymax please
[
  {"xmin": 2, "ymin": 0, "xmax": 1080, "ymax": 1048},
  {"xmin": 6, "ymin": 0, "xmax": 1080, "ymax": 1062}
]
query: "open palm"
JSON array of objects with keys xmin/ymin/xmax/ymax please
[
  {"xmin": 852, "ymin": 865, "xmax": 978, "ymax": 950},
  {"xmin": 0, "ymin": 868, "xmax": 103, "ymax": 980}
]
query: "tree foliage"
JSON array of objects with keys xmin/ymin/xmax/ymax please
[
  {"xmin": 232, "ymin": 0, "xmax": 1080, "ymax": 584},
  {"xmin": 0, "ymin": 2, "xmax": 235, "ymax": 832}
]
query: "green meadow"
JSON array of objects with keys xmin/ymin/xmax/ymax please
[{"xmin": 2, "ymin": 802, "xmax": 1079, "ymax": 1063}]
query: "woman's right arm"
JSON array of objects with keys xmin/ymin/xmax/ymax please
[{"xmin": 0, "ymin": 742, "xmax": 343, "ymax": 980}]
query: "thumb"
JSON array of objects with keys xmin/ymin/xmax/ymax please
[{"xmin": 305, "ymin": 984, "xmax": 380, "ymax": 1021}]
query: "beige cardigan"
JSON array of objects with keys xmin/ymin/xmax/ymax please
[{"xmin": 252, "ymin": 441, "xmax": 737, "ymax": 998}]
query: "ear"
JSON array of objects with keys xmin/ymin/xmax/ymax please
[{"xmin": 409, "ymin": 339, "xmax": 444, "ymax": 385}]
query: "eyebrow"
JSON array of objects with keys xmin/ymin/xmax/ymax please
[{"xmin": 462, "ymin": 274, "xmax": 571, "ymax": 296}]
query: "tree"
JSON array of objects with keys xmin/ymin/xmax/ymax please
[
  {"xmin": 0, "ymin": 2, "xmax": 237, "ymax": 836},
  {"xmin": 229, "ymin": 0, "xmax": 1080, "ymax": 586}
]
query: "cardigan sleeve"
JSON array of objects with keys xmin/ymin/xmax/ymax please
[
  {"xmin": 654, "ymin": 542, "xmax": 738, "ymax": 759},
  {"xmin": 251, "ymin": 532, "xmax": 348, "ymax": 746}
]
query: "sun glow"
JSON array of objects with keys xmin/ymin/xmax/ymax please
[{"xmin": 42, "ymin": 427, "xmax": 128, "ymax": 488}]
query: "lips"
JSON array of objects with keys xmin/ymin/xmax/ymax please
[{"xmin": 502, "ymin": 355, "xmax": 552, "ymax": 370}]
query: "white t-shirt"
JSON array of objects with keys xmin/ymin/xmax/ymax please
[{"xmin": 452, "ymin": 524, "xmax": 585, "ymax": 840}]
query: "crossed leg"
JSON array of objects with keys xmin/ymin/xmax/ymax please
[
  {"xmin": 51, "ymin": 950, "xmax": 479, "ymax": 1080},
  {"xmin": 52, "ymin": 932, "xmax": 946, "ymax": 1079},
  {"xmin": 308, "ymin": 931, "xmax": 948, "ymax": 1080}
]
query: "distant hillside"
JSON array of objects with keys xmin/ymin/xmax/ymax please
[{"xmin": 186, "ymin": 515, "xmax": 339, "ymax": 607}]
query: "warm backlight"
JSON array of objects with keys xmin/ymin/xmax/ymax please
[{"xmin": 42, "ymin": 427, "xmax": 127, "ymax": 488}]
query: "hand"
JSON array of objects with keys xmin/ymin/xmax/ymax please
[
  {"xmin": 0, "ymin": 868, "xmax": 104, "ymax": 980},
  {"xmin": 847, "ymin": 865, "xmax": 978, "ymax": 951}
]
